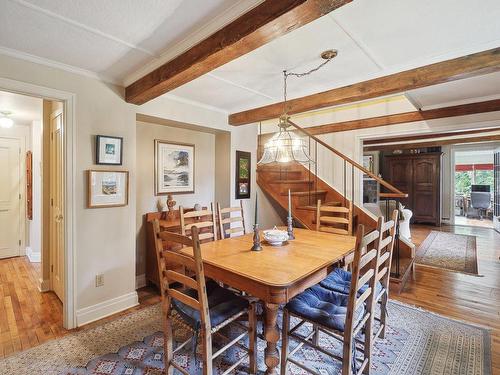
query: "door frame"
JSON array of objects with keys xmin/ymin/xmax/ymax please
[{"xmin": 0, "ymin": 77, "xmax": 76, "ymax": 329}]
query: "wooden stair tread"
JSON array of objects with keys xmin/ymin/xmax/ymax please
[
  {"xmin": 270, "ymin": 179, "xmax": 313, "ymax": 184},
  {"xmin": 281, "ymin": 190, "xmax": 327, "ymax": 196},
  {"xmin": 297, "ymin": 202, "xmax": 342, "ymax": 211}
]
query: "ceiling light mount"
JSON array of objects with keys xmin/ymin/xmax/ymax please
[{"xmin": 321, "ymin": 49, "xmax": 338, "ymax": 60}]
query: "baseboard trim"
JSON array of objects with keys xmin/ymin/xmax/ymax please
[
  {"xmin": 136, "ymin": 274, "xmax": 147, "ymax": 289},
  {"xmin": 76, "ymin": 291, "xmax": 139, "ymax": 327},
  {"xmin": 39, "ymin": 278, "xmax": 50, "ymax": 292},
  {"xmin": 25, "ymin": 247, "xmax": 41, "ymax": 263}
]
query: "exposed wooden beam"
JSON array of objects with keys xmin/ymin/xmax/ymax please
[
  {"xmin": 364, "ymin": 134, "xmax": 500, "ymax": 152},
  {"xmin": 125, "ymin": 0, "xmax": 352, "ymax": 105},
  {"xmin": 364, "ymin": 127, "xmax": 500, "ymax": 146},
  {"xmin": 305, "ymin": 99, "xmax": 500, "ymax": 135},
  {"xmin": 229, "ymin": 47, "xmax": 500, "ymax": 125}
]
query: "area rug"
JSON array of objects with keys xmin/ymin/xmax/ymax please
[
  {"xmin": 0, "ymin": 302, "xmax": 491, "ymax": 375},
  {"xmin": 415, "ymin": 230, "xmax": 479, "ymax": 275}
]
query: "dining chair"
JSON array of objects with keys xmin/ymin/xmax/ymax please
[
  {"xmin": 216, "ymin": 201, "xmax": 246, "ymax": 239},
  {"xmin": 280, "ymin": 224, "xmax": 381, "ymax": 375},
  {"xmin": 316, "ymin": 199, "xmax": 353, "ymax": 236},
  {"xmin": 180, "ymin": 203, "xmax": 218, "ymax": 242},
  {"xmin": 152, "ymin": 220, "xmax": 257, "ymax": 375},
  {"xmin": 373, "ymin": 209, "xmax": 398, "ymax": 340},
  {"xmin": 318, "ymin": 210, "xmax": 398, "ymax": 342}
]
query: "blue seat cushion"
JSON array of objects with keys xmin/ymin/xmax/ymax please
[
  {"xmin": 171, "ymin": 280, "xmax": 249, "ymax": 330},
  {"xmin": 285, "ymin": 284, "xmax": 364, "ymax": 332},
  {"xmin": 320, "ymin": 268, "xmax": 384, "ymax": 298}
]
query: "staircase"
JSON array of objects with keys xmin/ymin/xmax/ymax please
[
  {"xmin": 257, "ymin": 118, "xmax": 415, "ymax": 292},
  {"xmin": 257, "ymin": 162, "xmax": 371, "ymax": 230}
]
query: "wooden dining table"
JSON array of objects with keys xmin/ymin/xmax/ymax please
[{"xmin": 180, "ymin": 227, "xmax": 356, "ymax": 374}]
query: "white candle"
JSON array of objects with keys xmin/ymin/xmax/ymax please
[{"xmin": 288, "ymin": 189, "xmax": 292, "ymax": 218}]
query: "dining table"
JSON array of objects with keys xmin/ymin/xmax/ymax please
[{"xmin": 181, "ymin": 227, "xmax": 357, "ymax": 374}]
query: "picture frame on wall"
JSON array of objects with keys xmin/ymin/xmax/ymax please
[
  {"xmin": 87, "ymin": 170, "xmax": 129, "ymax": 208},
  {"xmin": 155, "ymin": 140, "xmax": 195, "ymax": 195},
  {"xmin": 96, "ymin": 135, "xmax": 123, "ymax": 165},
  {"xmin": 235, "ymin": 150, "xmax": 251, "ymax": 199}
]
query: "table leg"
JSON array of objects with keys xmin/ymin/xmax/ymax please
[{"xmin": 264, "ymin": 303, "xmax": 280, "ymax": 374}]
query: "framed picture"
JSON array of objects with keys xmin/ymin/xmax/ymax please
[
  {"xmin": 155, "ymin": 140, "xmax": 195, "ymax": 195},
  {"xmin": 87, "ymin": 170, "xmax": 129, "ymax": 208},
  {"xmin": 96, "ymin": 135, "xmax": 123, "ymax": 165},
  {"xmin": 235, "ymin": 150, "xmax": 251, "ymax": 199}
]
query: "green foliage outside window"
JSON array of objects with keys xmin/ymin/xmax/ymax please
[{"xmin": 455, "ymin": 169, "xmax": 493, "ymax": 195}]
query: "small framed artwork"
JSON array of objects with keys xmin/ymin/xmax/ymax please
[
  {"xmin": 235, "ymin": 151, "xmax": 251, "ymax": 199},
  {"xmin": 155, "ymin": 140, "xmax": 195, "ymax": 195},
  {"xmin": 87, "ymin": 170, "xmax": 129, "ymax": 208},
  {"xmin": 96, "ymin": 135, "xmax": 123, "ymax": 165}
]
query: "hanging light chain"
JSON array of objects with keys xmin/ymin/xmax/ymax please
[{"xmin": 282, "ymin": 55, "xmax": 335, "ymax": 117}]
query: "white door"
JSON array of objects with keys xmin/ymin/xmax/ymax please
[
  {"xmin": 0, "ymin": 137, "xmax": 21, "ymax": 259},
  {"xmin": 50, "ymin": 110, "xmax": 64, "ymax": 301}
]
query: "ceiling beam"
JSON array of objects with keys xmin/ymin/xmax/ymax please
[
  {"xmin": 305, "ymin": 98, "xmax": 500, "ymax": 135},
  {"xmin": 364, "ymin": 127, "xmax": 500, "ymax": 146},
  {"xmin": 364, "ymin": 134, "xmax": 500, "ymax": 152},
  {"xmin": 125, "ymin": 0, "xmax": 352, "ymax": 105},
  {"xmin": 229, "ymin": 47, "xmax": 500, "ymax": 125}
]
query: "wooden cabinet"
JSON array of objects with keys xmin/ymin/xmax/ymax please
[{"xmin": 382, "ymin": 153, "xmax": 441, "ymax": 225}]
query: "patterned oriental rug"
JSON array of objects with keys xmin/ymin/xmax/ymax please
[
  {"xmin": 0, "ymin": 302, "xmax": 491, "ymax": 375},
  {"xmin": 415, "ymin": 231, "xmax": 479, "ymax": 275}
]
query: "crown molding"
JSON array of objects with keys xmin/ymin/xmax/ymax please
[{"xmin": 0, "ymin": 46, "xmax": 120, "ymax": 85}]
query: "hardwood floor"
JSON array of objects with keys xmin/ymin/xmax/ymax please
[
  {"xmin": 0, "ymin": 256, "xmax": 159, "ymax": 359},
  {"xmin": 1, "ymin": 228, "xmax": 498, "ymax": 373},
  {"xmin": 393, "ymin": 224, "xmax": 500, "ymax": 374}
]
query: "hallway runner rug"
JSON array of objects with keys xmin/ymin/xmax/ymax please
[
  {"xmin": 0, "ymin": 302, "xmax": 491, "ymax": 375},
  {"xmin": 415, "ymin": 230, "xmax": 479, "ymax": 275}
]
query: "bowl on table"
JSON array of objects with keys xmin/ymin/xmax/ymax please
[{"xmin": 263, "ymin": 227, "xmax": 289, "ymax": 246}]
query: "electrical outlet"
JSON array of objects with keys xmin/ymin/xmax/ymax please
[{"xmin": 95, "ymin": 274, "xmax": 104, "ymax": 287}]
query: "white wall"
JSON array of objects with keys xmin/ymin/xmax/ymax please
[
  {"xmin": 28, "ymin": 119, "xmax": 42, "ymax": 261},
  {"xmin": 0, "ymin": 52, "xmax": 264, "ymax": 326},
  {"xmin": 135, "ymin": 121, "xmax": 216, "ymax": 277}
]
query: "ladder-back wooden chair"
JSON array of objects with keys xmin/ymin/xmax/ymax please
[
  {"xmin": 180, "ymin": 203, "xmax": 218, "ymax": 242},
  {"xmin": 373, "ymin": 209, "xmax": 398, "ymax": 340},
  {"xmin": 152, "ymin": 220, "xmax": 257, "ymax": 375},
  {"xmin": 281, "ymin": 224, "xmax": 381, "ymax": 375},
  {"xmin": 316, "ymin": 199, "xmax": 353, "ymax": 236},
  {"xmin": 217, "ymin": 201, "xmax": 246, "ymax": 239}
]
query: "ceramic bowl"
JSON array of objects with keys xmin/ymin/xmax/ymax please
[{"xmin": 263, "ymin": 227, "xmax": 288, "ymax": 246}]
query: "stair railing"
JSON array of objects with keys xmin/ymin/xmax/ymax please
[{"xmin": 288, "ymin": 119, "xmax": 408, "ymax": 277}]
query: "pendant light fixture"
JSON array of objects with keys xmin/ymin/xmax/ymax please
[
  {"xmin": 0, "ymin": 111, "xmax": 14, "ymax": 129},
  {"xmin": 258, "ymin": 49, "xmax": 337, "ymax": 165}
]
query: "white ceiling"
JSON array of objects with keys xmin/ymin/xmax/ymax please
[
  {"xmin": 0, "ymin": 0, "xmax": 499, "ymax": 114},
  {"xmin": 0, "ymin": 0, "xmax": 261, "ymax": 83},
  {"xmin": 0, "ymin": 90, "xmax": 42, "ymax": 126}
]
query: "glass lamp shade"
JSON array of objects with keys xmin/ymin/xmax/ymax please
[
  {"xmin": 0, "ymin": 117, "xmax": 13, "ymax": 128},
  {"xmin": 258, "ymin": 128, "xmax": 313, "ymax": 164}
]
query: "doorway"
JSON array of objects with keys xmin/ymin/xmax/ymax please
[
  {"xmin": 0, "ymin": 90, "xmax": 73, "ymax": 347},
  {"xmin": 453, "ymin": 147, "xmax": 495, "ymax": 228}
]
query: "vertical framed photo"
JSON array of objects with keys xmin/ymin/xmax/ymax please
[
  {"xmin": 87, "ymin": 170, "xmax": 129, "ymax": 208},
  {"xmin": 235, "ymin": 151, "xmax": 251, "ymax": 199},
  {"xmin": 155, "ymin": 140, "xmax": 195, "ymax": 195},
  {"xmin": 96, "ymin": 135, "xmax": 123, "ymax": 165}
]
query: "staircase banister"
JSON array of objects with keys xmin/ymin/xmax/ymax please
[{"xmin": 288, "ymin": 119, "xmax": 408, "ymax": 199}]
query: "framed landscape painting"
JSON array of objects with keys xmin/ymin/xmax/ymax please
[
  {"xmin": 155, "ymin": 140, "xmax": 195, "ymax": 195},
  {"xmin": 235, "ymin": 150, "xmax": 251, "ymax": 199},
  {"xmin": 87, "ymin": 170, "xmax": 128, "ymax": 208},
  {"xmin": 96, "ymin": 135, "xmax": 123, "ymax": 165}
]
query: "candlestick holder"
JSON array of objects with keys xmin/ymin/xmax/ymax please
[
  {"xmin": 287, "ymin": 216, "xmax": 295, "ymax": 240},
  {"xmin": 251, "ymin": 224, "xmax": 263, "ymax": 251}
]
